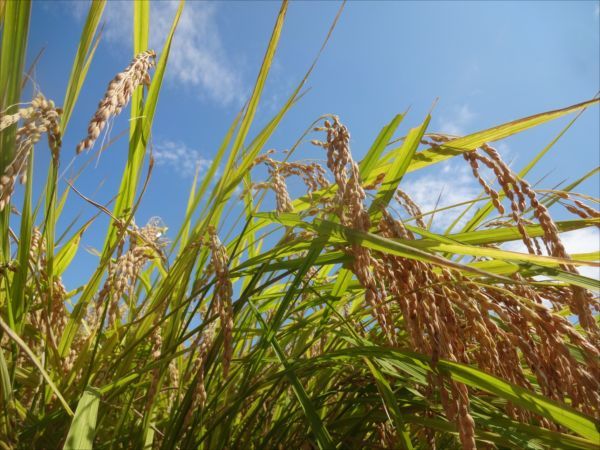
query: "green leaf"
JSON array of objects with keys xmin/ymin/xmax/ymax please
[
  {"xmin": 64, "ymin": 387, "xmax": 101, "ymax": 450},
  {"xmin": 11, "ymin": 150, "xmax": 33, "ymax": 329},
  {"xmin": 104, "ymin": 0, "xmax": 183, "ymax": 251},
  {"xmin": 436, "ymin": 218, "xmax": 598, "ymax": 247},
  {"xmin": 55, "ymin": 220, "xmax": 91, "ymax": 276},
  {"xmin": 0, "ymin": 0, "xmax": 31, "ymax": 269},
  {"xmin": 0, "ymin": 348, "xmax": 12, "ymax": 436},
  {"xmin": 439, "ymin": 359, "xmax": 598, "ymax": 442},
  {"xmin": 310, "ymin": 346, "xmax": 599, "ymax": 442},
  {"xmin": 365, "ymin": 98, "xmax": 599, "ymax": 182},
  {"xmin": 0, "ymin": 316, "xmax": 73, "ymax": 416},
  {"xmin": 226, "ymin": 0, "xmax": 288, "ymax": 174},
  {"xmin": 0, "ymin": 0, "xmax": 30, "ymax": 168},
  {"xmin": 359, "ymin": 113, "xmax": 405, "ymax": 178},
  {"xmin": 364, "ymin": 358, "xmax": 413, "ymax": 450},
  {"xmin": 460, "ymin": 106, "xmax": 589, "ymax": 233},
  {"xmin": 61, "ymin": 0, "xmax": 106, "ymax": 132},
  {"xmin": 369, "ymin": 116, "xmax": 429, "ymax": 222},
  {"xmin": 257, "ymin": 213, "xmax": 520, "ymax": 281}
]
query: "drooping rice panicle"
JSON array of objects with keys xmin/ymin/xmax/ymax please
[
  {"xmin": 0, "ymin": 94, "xmax": 62, "ymax": 210},
  {"xmin": 76, "ymin": 50, "xmax": 156, "ymax": 154}
]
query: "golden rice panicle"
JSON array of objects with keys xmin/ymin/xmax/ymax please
[
  {"xmin": 0, "ymin": 150, "xmax": 27, "ymax": 211},
  {"xmin": 395, "ymin": 189, "xmax": 427, "ymax": 229},
  {"xmin": 517, "ymin": 178, "xmax": 600, "ymax": 338},
  {"xmin": 375, "ymin": 422, "xmax": 397, "ymax": 449},
  {"xmin": 572, "ymin": 199, "xmax": 599, "ymax": 218},
  {"xmin": 313, "ymin": 117, "xmax": 396, "ymax": 344},
  {"xmin": 90, "ymin": 218, "xmax": 166, "ymax": 328},
  {"xmin": 30, "ymin": 94, "xmax": 62, "ymax": 160},
  {"xmin": 554, "ymin": 191, "xmax": 600, "ymax": 224},
  {"xmin": 376, "ymin": 208, "xmax": 481, "ymax": 444},
  {"xmin": 0, "ymin": 94, "xmax": 62, "ymax": 211},
  {"xmin": 207, "ymin": 226, "xmax": 234, "ymax": 378},
  {"xmin": 251, "ymin": 152, "xmax": 329, "ymax": 212},
  {"xmin": 447, "ymin": 136, "xmax": 537, "ymax": 254},
  {"xmin": 454, "ymin": 382, "xmax": 477, "ymax": 450},
  {"xmin": 0, "ymin": 105, "xmax": 35, "ymax": 132},
  {"xmin": 563, "ymin": 198, "xmax": 600, "ymax": 221},
  {"xmin": 184, "ymin": 323, "xmax": 216, "ymax": 429},
  {"xmin": 76, "ymin": 50, "xmax": 156, "ymax": 154},
  {"xmin": 271, "ymin": 166, "xmax": 293, "ymax": 213},
  {"xmin": 168, "ymin": 359, "xmax": 180, "ymax": 405},
  {"xmin": 313, "ymin": 116, "xmax": 367, "ymax": 228},
  {"xmin": 23, "ymin": 227, "xmax": 71, "ymax": 373},
  {"xmin": 463, "ymin": 150, "xmax": 505, "ymax": 215},
  {"xmin": 478, "ymin": 143, "xmax": 537, "ymax": 254},
  {"xmin": 273, "ymin": 159, "xmax": 329, "ymax": 198},
  {"xmin": 145, "ymin": 319, "xmax": 164, "ymax": 411}
]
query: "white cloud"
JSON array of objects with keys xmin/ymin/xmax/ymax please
[
  {"xmin": 595, "ymin": 4, "xmax": 599, "ymax": 18},
  {"xmin": 560, "ymin": 228, "xmax": 600, "ymax": 280},
  {"xmin": 560, "ymin": 228, "xmax": 600, "ymax": 255},
  {"xmin": 503, "ymin": 227, "xmax": 600, "ymax": 280},
  {"xmin": 153, "ymin": 140, "xmax": 212, "ymax": 177},
  {"xmin": 67, "ymin": 1, "xmax": 89, "ymax": 20},
  {"xmin": 150, "ymin": 2, "xmax": 244, "ymax": 106},
  {"xmin": 501, "ymin": 240, "xmax": 527, "ymax": 253},
  {"xmin": 71, "ymin": 1, "xmax": 243, "ymax": 106},
  {"xmin": 438, "ymin": 104, "xmax": 475, "ymax": 136},
  {"xmin": 400, "ymin": 163, "xmax": 481, "ymax": 230}
]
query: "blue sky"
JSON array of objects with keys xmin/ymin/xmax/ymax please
[{"xmin": 21, "ymin": 1, "xmax": 600, "ymax": 284}]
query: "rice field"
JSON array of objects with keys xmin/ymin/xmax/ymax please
[{"xmin": 0, "ymin": 1, "xmax": 598, "ymax": 449}]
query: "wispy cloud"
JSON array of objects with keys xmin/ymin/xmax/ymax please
[
  {"xmin": 438, "ymin": 104, "xmax": 475, "ymax": 136},
  {"xmin": 400, "ymin": 163, "xmax": 481, "ymax": 230},
  {"xmin": 595, "ymin": 3, "xmax": 599, "ymax": 18},
  {"xmin": 153, "ymin": 140, "xmax": 212, "ymax": 177},
  {"xmin": 561, "ymin": 228, "xmax": 600, "ymax": 280},
  {"xmin": 69, "ymin": 1, "xmax": 243, "ymax": 106},
  {"xmin": 150, "ymin": 2, "xmax": 244, "ymax": 106}
]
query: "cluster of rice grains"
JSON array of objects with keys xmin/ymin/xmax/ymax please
[
  {"xmin": 0, "ymin": 49, "xmax": 154, "ymax": 208},
  {"xmin": 312, "ymin": 117, "xmax": 398, "ymax": 345},
  {"xmin": 297, "ymin": 118, "xmax": 596, "ymax": 448},
  {"xmin": 0, "ymin": 94, "xmax": 62, "ymax": 210},
  {"xmin": 76, "ymin": 50, "xmax": 156, "ymax": 154},
  {"xmin": 183, "ymin": 321, "xmax": 216, "ymax": 430},
  {"xmin": 0, "ymin": 225, "xmax": 74, "ymax": 419},
  {"xmin": 181, "ymin": 227, "xmax": 233, "ymax": 433},
  {"xmin": 0, "ymin": 50, "xmax": 156, "ymax": 214},
  {"xmin": 27, "ymin": 228, "xmax": 70, "ymax": 363},
  {"xmin": 206, "ymin": 226, "xmax": 234, "ymax": 379},
  {"xmin": 556, "ymin": 191, "xmax": 600, "ymax": 222},
  {"xmin": 249, "ymin": 149, "xmax": 329, "ymax": 213},
  {"xmin": 0, "ymin": 93, "xmax": 70, "ymax": 390},
  {"xmin": 88, "ymin": 217, "xmax": 167, "ymax": 330}
]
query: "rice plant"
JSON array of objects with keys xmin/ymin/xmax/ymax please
[{"xmin": 0, "ymin": 1, "xmax": 598, "ymax": 449}]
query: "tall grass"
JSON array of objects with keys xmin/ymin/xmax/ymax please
[{"xmin": 0, "ymin": 1, "xmax": 598, "ymax": 449}]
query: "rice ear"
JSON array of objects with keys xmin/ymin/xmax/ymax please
[{"xmin": 76, "ymin": 50, "xmax": 156, "ymax": 154}]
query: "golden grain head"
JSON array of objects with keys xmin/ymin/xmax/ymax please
[{"xmin": 76, "ymin": 50, "xmax": 156, "ymax": 154}]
